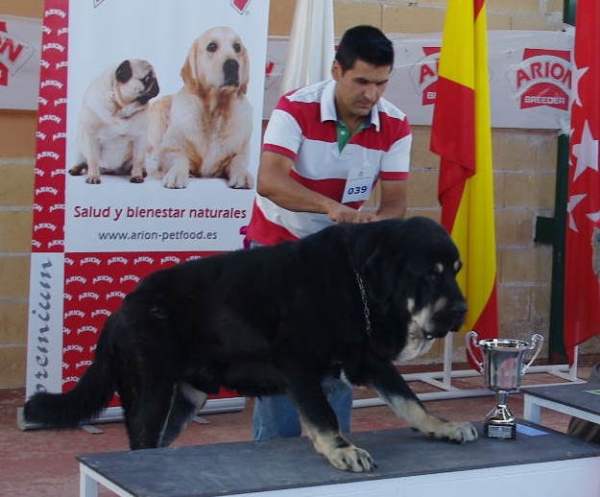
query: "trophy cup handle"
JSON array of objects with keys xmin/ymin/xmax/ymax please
[
  {"xmin": 521, "ymin": 333, "xmax": 545, "ymax": 374},
  {"xmin": 465, "ymin": 330, "xmax": 484, "ymax": 373}
]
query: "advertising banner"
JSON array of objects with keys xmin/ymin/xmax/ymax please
[
  {"xmin": 26, "ymin": 0, "xmax": 270, "ymax": 415},
  {"xmin": 0, "ymin": 15, "xmax": 41, "ymax": 110},
  {"xmin": 5, "ymin": 16, "xmax": 573, "ymax": 131},
  {"xmin": 265, "ymin": 30, "xmax": 574, "ymax": 132}
]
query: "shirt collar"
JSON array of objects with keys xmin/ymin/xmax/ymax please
[{"xmin": 320, "ymin": 79, "xmax": 381, "ymax": 131}]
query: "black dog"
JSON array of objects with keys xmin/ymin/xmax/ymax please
[{"xmin": 24, "ymin": 216, "xmax": 477, "ymax": 472}]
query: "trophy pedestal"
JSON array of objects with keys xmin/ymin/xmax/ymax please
[{"xmin": 484, "ymin": 402, "xmax": 516, "ymax": 439}]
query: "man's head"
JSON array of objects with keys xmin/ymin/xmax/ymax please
[
  {"xmin": 334, "ymin": 25, "xmax": 394, "ymax": 73},
  {"xmin": 332, "ymin": 26, "xmax": 394, "ymax": 121}
]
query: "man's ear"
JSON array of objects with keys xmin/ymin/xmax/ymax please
[{"xmin": 331, "ymin": 60, "xmax": 341, "ymax": 80}]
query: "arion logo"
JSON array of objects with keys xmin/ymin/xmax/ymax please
[
  {"xmin": 510, "ymin": 48, "xmax": 571, "ymax": 111},
  {"xmin": 231, "ymin": 0, "xmax": 251, "ymax": 15},
  {"xmin": 410, "ymin": 47, "xmax": 441, "ymax": 106},
  {"xmin": 0, "ymin": 20, "xmax": 36, "ymax": 87}
]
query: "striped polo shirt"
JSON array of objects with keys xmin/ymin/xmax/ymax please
[{"xmin": 246, "ymin": 79, "xmax": 412, "ymax": 245}]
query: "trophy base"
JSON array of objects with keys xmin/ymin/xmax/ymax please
[
  {"xmin": 484, "ymin": 420, "xmax": 516, "ymax": 440},
  {"xmin": 484, "ymin": 403, "xmax": 517, "ymax": 440}
]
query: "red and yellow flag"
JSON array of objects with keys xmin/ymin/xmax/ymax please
[
  {"xmin": 564, "ymin": 0, "xmax": 600, "ymax": 363},
  {"xmin": 430, "ymin": 0, "xmax": 499, "ymax": 347}
]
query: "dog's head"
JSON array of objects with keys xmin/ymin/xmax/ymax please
[
  {"xmin": 112, "ymin": 59, "xmax": 160, "ymax": 108},
  {"xmin": 356, "ymin": 217, "xmax": 467, "ymax": 361},
  {"xmin": 182, "ymin": 26, "xmax": 250, "ymax": 96}
]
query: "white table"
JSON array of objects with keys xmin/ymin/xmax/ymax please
[{"xmin": 522, "ymin": 383, "xmax": 600, "ymax": 425}]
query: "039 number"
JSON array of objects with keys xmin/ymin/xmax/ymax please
[{"xmin": 347, "ymin": 185, "xmax": 369, "ymax": 195}]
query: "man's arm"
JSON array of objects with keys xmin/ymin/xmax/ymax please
[
  {"xmin": 256, "ymin": 151, "xmax": 375, "ymax": 223},
  {"xmin": 375, "ymin": 179, "xmax": 407, "ymax": 220}
]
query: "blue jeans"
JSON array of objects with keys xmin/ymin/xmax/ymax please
[{"xmin": 252, "ymin": 376, "xmax": 353, "ymax": 440}]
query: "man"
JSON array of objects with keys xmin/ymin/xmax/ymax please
[{"xmin": 246, "ymin": 25, "xmax": 412, "ymax": 440}]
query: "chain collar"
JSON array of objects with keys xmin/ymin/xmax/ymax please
[
  {"xmin": 352, "ymin": 267, "xmax": 372, "ymax": 338},
  {"xmin": 345, "ymin": 238, "xmax": 373, "ymax": 339}
]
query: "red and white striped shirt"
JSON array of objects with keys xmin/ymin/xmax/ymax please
[{"xmin": 247, "ymin": 79, "xmax": 412, "ymax": 245}]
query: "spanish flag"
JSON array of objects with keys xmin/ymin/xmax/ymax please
[{"xmin": 430, "ymin": 0, "xmax": 499, "ymax": 348}]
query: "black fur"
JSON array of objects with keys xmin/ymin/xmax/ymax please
[{"xmin": 24, "ymin": 217, "xmax": 469, "ymax": 460}]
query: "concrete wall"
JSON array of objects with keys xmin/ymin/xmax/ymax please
[{"xmin": 1, "ymin": 0, "xmax": 593, "ymax": 388}]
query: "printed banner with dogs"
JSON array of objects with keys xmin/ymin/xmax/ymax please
[{"xmin": 26, "ymin": 0, "xmax": 270, "ymax": 412}]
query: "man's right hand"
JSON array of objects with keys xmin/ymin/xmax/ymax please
[{"xmin": 327, "ymin": 204, "xmax": 377, "ymax": 224}]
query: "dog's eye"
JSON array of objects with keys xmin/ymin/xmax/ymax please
[
  {"xmin": 141, "ymin": 74, "xmax": 153, "ymax": 86},
  {"xmin": 233, "ymin": 42, "xmax": 241, "ymax": 53},
  {"xmin": 207, "ymin": 42, "xmax": 218, "ymax": 52}
]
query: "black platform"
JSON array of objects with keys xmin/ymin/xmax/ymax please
[{"xmin": 78, "ymin": 422, "xmax": 600, "ymax": 497}]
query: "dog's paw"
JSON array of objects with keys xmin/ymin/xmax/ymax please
[
  {"xmin": 85, "ymin": 174, "xmax": 101, "ymax": 184},
  {"xmin": 129, "ymin": 165, "xmax": 146, "ymax": 183},
  {"xmin": 69, "ymin": 163, "xmax": 87, "ymax": 176},
  {"xmin": 434, "ymin": 421, "xmax": 478, "ymax": 443},
  {"xmin": 163, "ymin": 168, "xmax": 189, "ymax": 189},
  {"xmin": 227, "ymin": 169, "xmax": 253, "ymax": 189},
  {"xmin": 325, "ymin": 445, "xmax": 377, "ymax": 473}
]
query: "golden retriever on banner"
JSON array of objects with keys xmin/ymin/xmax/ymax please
[{"xmin": 146, "ymin": 26, "xmax": 254, "ymax": 189}]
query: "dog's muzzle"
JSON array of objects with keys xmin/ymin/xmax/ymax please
[
  {"xmin": 424, "ymin": 301, "xmax": 468, "ymax": 340},
  {"xmin": 137, "ymin": 77, "xmax": 160, "ymax": 104},
  {"xmin": 448, "ymin": 301, "xmax": 468, "ymax": 332},
  {"xmin": 222, "ymin": 59, "xmax": 240, "ymax": 87}
]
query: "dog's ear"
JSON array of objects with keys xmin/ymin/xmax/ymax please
[
  {"xmin": 115, "ymin": 60, "xmax": 133, "ymax": 84},
  {"xmin": 237, "ymin": 48, "xmax": 250, "ymax": 96},
  {"xmin": 359, "ymin": 239, "xmax": 412, "ymax": 359},
  {"xmin": 181, "ymin": 42, "xmax": 199, "ymax": 92},
  {"xmin": 353, "ymin": 222, "xmax": 403, "ymax": 301},
  {"xmin": 361, "ymin": 245, "xmax": 397, "ymax": 304}
]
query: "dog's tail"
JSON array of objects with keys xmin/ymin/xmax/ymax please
[{"xmin": 23, "ymin": 314, "xmax": 119, "ymax": 428}]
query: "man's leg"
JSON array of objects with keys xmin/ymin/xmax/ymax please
[
  {"xmin": 323, "ymin": 377, "xmax": 353, "ymax": 433},
  {"xmin": 253, "ymin": 378, "xmax": 353, "ymax": 440},
  {"xmin": 253, "ymin": 393, "xmax": 302, "ymax": 440}
]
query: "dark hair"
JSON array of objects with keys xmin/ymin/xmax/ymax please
[{"xmin": 334, "ymin": 25, "xmax": 394, "ymax": 72}]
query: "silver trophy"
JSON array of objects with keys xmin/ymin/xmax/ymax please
[{"xmin": 466, "ymin": 331, "xmax": 544, "ymax": 439}]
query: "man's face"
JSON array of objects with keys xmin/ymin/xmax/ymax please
[{"xmin": 332, "ymin": 59, "xmax": 392, "ymax": 119}]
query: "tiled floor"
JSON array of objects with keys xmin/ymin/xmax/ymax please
[{"xmin": 1, "ymin": 357, "xmax": 598, "ymax": 497}]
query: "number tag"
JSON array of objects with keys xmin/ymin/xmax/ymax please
[{"xmin": 341, "ymin": 163, "xmax": 377, "ymax": 204}]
